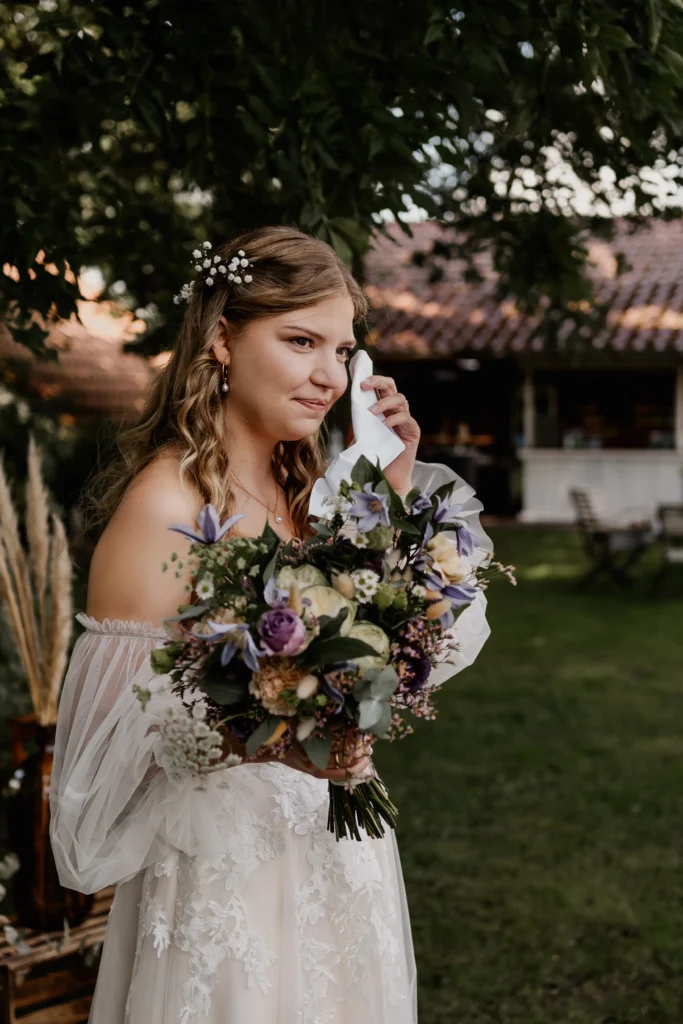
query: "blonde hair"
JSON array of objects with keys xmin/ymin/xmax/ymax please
[{"xmin": 79, "ymin": 225, "xmax": 369, "ymax": 542}]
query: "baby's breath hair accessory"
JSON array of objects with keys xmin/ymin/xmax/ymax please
[{"xmin": 173, "ymin": 241, "xmax": 255, "ymax": 304}]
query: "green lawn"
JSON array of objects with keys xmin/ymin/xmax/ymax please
[{"xmin": 376, "ymin": 528, "xmax": 683, "ymax": 1024}]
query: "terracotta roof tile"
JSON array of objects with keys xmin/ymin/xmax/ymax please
[{"xmin": 364, "ymin": 219, "xmax": 683, "ymax": 356}]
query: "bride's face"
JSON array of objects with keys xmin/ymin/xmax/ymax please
[{"xmin": 212, "ymin": 293, "xmax": 357, "ymax": 442}]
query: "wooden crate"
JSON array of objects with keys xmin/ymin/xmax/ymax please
[{"xmin": 0, "ymin": 887, "xmax": 114, "ymax": 1023}]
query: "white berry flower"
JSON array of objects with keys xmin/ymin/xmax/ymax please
[
  {"xmin": 210, "ymin": 266, "xmax": 217, "ymax": 275},
  {"xmin": 194, "ymin": 263, "xmax": 202, "ymax": 272},
  {"xmin": 213, "ymin": 254, "xmax": 221, "ymax": 263},
  {"xmin": 228, "ymin": 273, "xmax": 235, "ymax": 280},
  {"xmin": 206, "ymin": 276, "xmax": 214, "ymax": 285},
  {"xmin": 202, "ymin": 259, "xmax": 211, "ymax": 269},
  {"xmin": 240, "ymin": 258, "xmax": 248, "ymax": 267},
  {"xmin": 218, "ymin": 265, "xmax": 227, "ymax": 274},
  {"xmin": 244, "ymin": 274, "xmax": 252, "ymax": 282},
  {"xmin": 234, "ymin": 275, "xmax": 242, "ymax": 283},
  {"xmin": 350, "ymin": 568, "xmax": 380, "ymax": 603},
  {"xmin": 202, "ymin": 241, "xmax": 212, "ymax": 249},
  {"xmin": 237, "ymin": 249, "xmax": 245, "ymax": 256},
  {"xmin": 192, "ymin": 249, "xmax": 201, "ymax": 258}
]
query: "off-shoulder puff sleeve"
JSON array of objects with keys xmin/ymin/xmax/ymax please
[
  {"xmin": 49, "ymin": 614, "xmax": 245, "ymax": 895},
  {"xmin": 409, "ymin": 459, "xmax": 493, "ymax": 689},
  {"xmin": 48, "ymin": 615, "xmax": 177, "ymax": 893}
]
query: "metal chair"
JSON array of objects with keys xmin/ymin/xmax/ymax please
[
  {"xmin": 650, "ymin": 503, "xmax": 683, "ymax": 594},
  {"xmin": 569, "ymin": 488, "xmax": 654, "ymax": 589}
]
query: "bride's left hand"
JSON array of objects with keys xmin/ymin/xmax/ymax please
[{"xmin": 360, "ymin": 374, "xmax": 420, "ymax": 495}]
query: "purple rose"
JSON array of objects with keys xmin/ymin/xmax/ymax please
[{"xmin": 257, "ymin": 607, "xmax": 308, "ymax": 656}]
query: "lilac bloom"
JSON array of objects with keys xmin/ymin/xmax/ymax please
[
  {"xmin": 168, "ymin": 504, "xmax": 245, "ymax": 544},
  {"xmin": 348, "ymin": 482, "xmax": 391, "ymax": 531},
  {"xmin": 432, "ymin": 500, "xmax": 476, "ymax": 556},
  {"xmin": 425, "ymin": 572, "xmax": 478, "ymax": 608},
  {"xmin": 204, "ymin": 620, "xmax": 265, "ymax": 673},
  {"xmin": 263, "ymin": 574, "xmax": 289, "ymax": 607},
  {"xmin": 411, "ymin": 492, "xmax": 433, "ymax": 514}
]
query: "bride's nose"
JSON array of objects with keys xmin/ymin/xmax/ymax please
[{"xmin": 309, "ymin": 351, "xmax": 345, "ymax": 391}]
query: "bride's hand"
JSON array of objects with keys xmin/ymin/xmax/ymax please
[{"xmin": 242, "ymin": 740, "xmax": 371, "ymax": 782}]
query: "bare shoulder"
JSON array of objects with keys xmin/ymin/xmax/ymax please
[{"xmin": 86, "ymin": 453, "xmax": 205, "ymax": 627}]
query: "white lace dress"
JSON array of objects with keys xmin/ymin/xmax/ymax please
[{"xmin": 48, "ymin": 462, "xmax": 491, "ymax": 1024}]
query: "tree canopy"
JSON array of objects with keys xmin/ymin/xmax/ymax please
[{"xmin": 1, "ymin": 0, "xmax": 683, "ymax": 358}]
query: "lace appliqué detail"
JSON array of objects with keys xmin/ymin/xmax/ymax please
[
  {"xmin": 257, "ymin": 762, "xmax": 407, "ymax": 1024},
  {"xmin": 127, "ymin": 805, "xmax": 284, "ymax": 1024}
]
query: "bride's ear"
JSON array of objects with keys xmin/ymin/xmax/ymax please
[{"xmin": 209, "ymin": 315, "xmax": 234, "ymax": 367}]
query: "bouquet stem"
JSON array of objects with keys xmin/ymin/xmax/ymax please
[{"xmin": 327, "ymin": 776, "xmax": 399, "ymax": 841}]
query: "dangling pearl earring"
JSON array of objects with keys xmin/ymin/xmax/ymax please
[{"xmin": 220, "ymin": 364, "xmax": 229, "ymax": 394}]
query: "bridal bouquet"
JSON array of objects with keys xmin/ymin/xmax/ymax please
[{"xmin": 136, "ymin": 454, "xmax": 514, "ymax": 841}]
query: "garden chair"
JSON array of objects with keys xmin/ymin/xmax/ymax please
[
  {"xmin": 569, "ymin": 488, "xmax": 655, "ymax": 589},
  {"xmin": 649, "ymin": 503, "xmax": 683, "ymax": 594}
]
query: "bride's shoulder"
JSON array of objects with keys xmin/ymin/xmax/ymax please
[{"xmin": 86, "ymin": 449, "xmax": 204, "ymax": 623}]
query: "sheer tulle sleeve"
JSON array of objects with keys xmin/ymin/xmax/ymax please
[
  {"xmin": 49, "ymin": 613, "xmax": 237, "ymax": 895},
  {"xmin": 410, "ymin": 459, "xmax": 493, "ymax": 688}
]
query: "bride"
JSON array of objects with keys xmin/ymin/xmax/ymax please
[{"xmin": 49, "ymin": 225, "xmax": 490, "ymax": 1023}]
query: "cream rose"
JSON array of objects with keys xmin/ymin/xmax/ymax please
[{"xmin": 427, "ymin": 533, "xmax": 471, "ymax": 583}]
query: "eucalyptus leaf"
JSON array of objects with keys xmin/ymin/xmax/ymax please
[
  {"xmin": 357, "ymin": 696, "xmax": 386, "ymax": 730},
  {"xmin": 245, "ymin": 716, "xmax": 281, "ymax": 756},
  {"xmin": 302, "ymin": 732, "xmax": 333, "ymax": 771}
]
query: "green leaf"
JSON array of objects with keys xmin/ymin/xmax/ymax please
[
  {"xmin": 317, "ymin": 607, "xmax": 349, "ymax": 641},
  {"xmin": 262, "ymin": 546, "xmax": 279, "ymax": 584},
  {"xmin": 201, "ymin": 680, "xmax": 246, "ymax": 705},
  {"xmin": 302, "ymin": 732, "xmax": 333, "ymax": 770},
  {"xmin": 600, "ymin": 24, "xmax": 637, "ymax": 50},
  {"xmin": 163, "ymin": 603, "xmax": 211, "ymax": 624},
  {"xmin": 662, "ymin": 45, "xmax": 683, "ymax": 82},
  {"xmin": 648, "ymin": 0, "xmax": 663, "ymax": 50},
  {"xmin": 245, "ymin": 716, "xmax": 281, "ymax": 756},
  {"xmin": 389, "ymin": 515, "xmax": 421, "ymax": 536},
  {"xmin": 308, "ymin": 635, "xmax": 378, "ymax": 666},
  {"xmin": 350, "ymin": 455, "xmax": 378, "ymax": 488},
  {"xmin": 310, "ymin": 521, "xmax": 334, "ymax": 538}
]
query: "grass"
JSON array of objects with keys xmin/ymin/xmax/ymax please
[{"xmin": 375, "ymin": 528, "xmax": 683, "ymax": 1024}]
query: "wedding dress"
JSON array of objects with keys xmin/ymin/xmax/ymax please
[{"xmin": 48, "ymin": 461, "xmax": 491, "ymax": 1024}]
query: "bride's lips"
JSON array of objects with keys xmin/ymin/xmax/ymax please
[{"xmin": 294, "ymin": 398, "xmax": 328, "ymax": 412}]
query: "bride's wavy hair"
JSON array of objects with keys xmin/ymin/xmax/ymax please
[{"xmin": 79, "ymin": 225, "xmax": 369, "ymax": 542}]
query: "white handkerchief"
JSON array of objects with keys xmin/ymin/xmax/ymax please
[{"xmin": 309, "ymin": 349, "xmax": 406, "ymax": 517}]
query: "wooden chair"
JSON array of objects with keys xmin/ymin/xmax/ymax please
[
  {"xmin": 0, "ymin": 886, "xmax": 114, "ymax": 1023},
  {"xmin": 650, "ymin": 503, "xmax": 683, "ymax": 594},
  {"xmin": 569, "ymin": 488, "xmax": 654, "ymax": 589}
]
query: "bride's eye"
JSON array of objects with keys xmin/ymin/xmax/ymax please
[
  {"xmin": 338, "ymin": 347, "xmax": 355, "ymax": 361},
  {"xmin": 289, "ymin": 336, "xmax": 315, "ymax": 350}
]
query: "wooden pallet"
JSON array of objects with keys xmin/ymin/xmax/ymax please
[{"xmin": 0, "ymin": 887, "xmax": 114, "ymax": 1023}]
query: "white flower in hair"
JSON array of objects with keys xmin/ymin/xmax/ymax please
[{"xmin": 173, "ymin": 241, "xmax": 256, "ymax": 304}]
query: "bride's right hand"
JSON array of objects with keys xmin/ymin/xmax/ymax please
[
  {"xmin": 221, "ymin": 728, "xmax": 372, "ymax": 782},
  {"xmin": 241, "ymin": 740, "xmax": 371, "ymax": 782}
]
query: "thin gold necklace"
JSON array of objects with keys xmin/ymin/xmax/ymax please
[{"xmin": 231, "ymin": 473, "xmax": 284, "ymax": 524}]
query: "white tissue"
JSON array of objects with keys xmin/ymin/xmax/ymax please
[{"xmin": 308, "ymin": 350, "xmax": 406, "ymax": 517}]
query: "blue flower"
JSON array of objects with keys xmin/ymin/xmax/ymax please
[
  {"xmin": 432, "ymin": 501, "xmax": 476, "ymax": 556},
  {"xmin": 168, "ymin": 504, "xmax": 245, "ymax": 544},
  {"xmin": 348, "ymin": 482, "xmax": 391, "ymax": 531},
  {"xmin": 263, "ymin": 574, "xmax": 289, "ymax": 607},
  {"xmin": 411, "ymin": 492, "xmax": 433, "ymax": 514},
  {"xmin": 425, "ymin": 572, "xmax": 478, "ymax": 609},
  {"xmin": 203, "ymin": 621, "xmax": 265, "ymax": 673}
]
